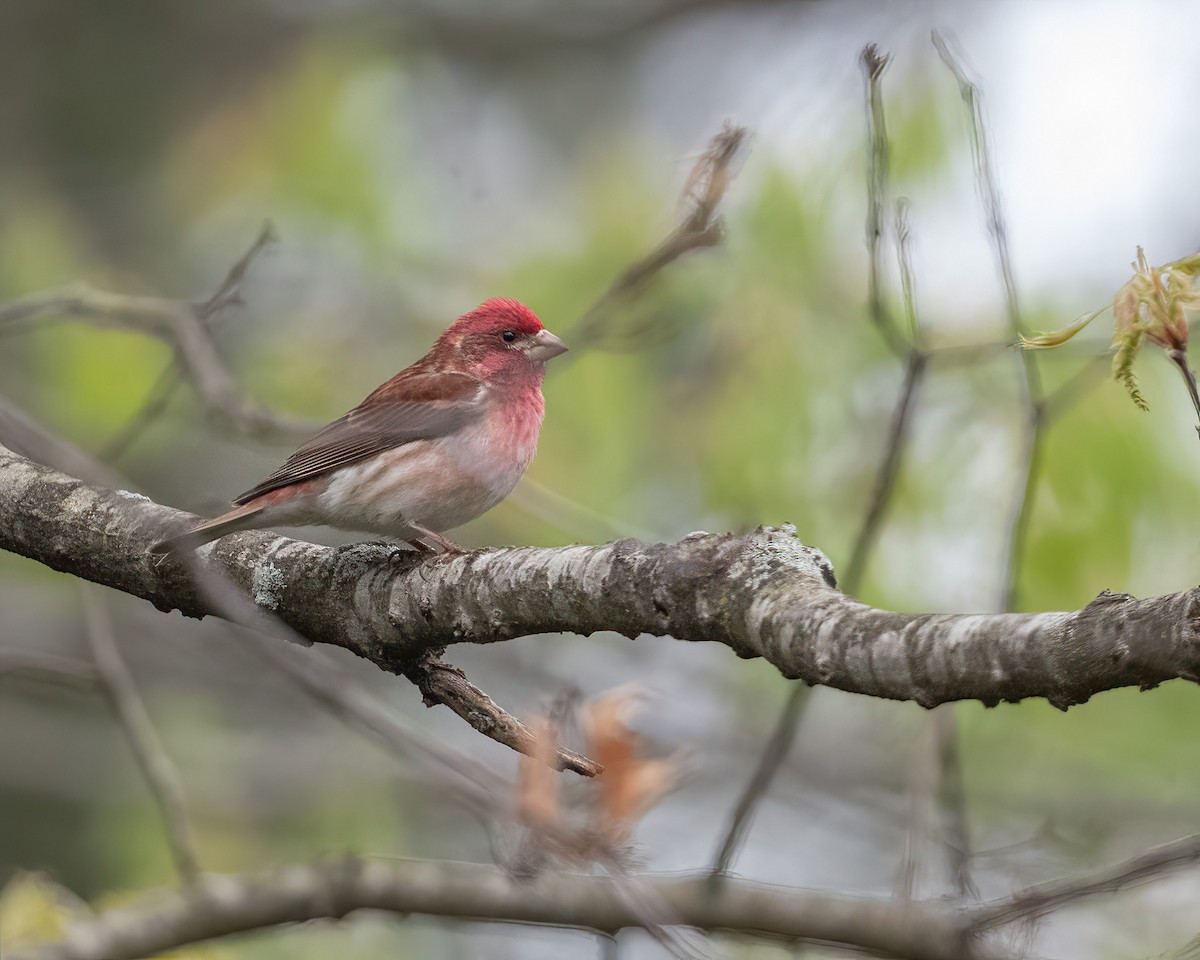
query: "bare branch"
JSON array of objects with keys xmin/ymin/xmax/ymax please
[
  {"xmin": 971, "ymin": 833, "xmax": 1200, "ymax": 930},
  {"xmin": 572, "ymin": 123, "xmax": 746, "ymax": 351},
  {"xmin": 861, "ymin": 43, "xmax": 909, "ymax": 358},
  {"xmin": 1167, "ymin": 347, "xmax": 1200, "ymax": 434},
  {"xmin": 932, "ymin": 708, "xmax": 976, "ymax": 900},
  {"xmin": 843, "ymin": 348, "xmax": 927, "ymax": 592},
  {"xmin": 107, "ymin": 224, "xmax": 288, "ymax": 459},
  {"xmin": 0, "ymin": 287, "xmax": 180, "ymax": 333},
  {"xmin": 0, "ymin": 227, "xmax": 315, "ymax": 446},
  {"xmin": 0, "ymin": 387, "xmax": 577, "ymax": 777},
  {"xmin": 710, "ymin": 54, "xmax": 932, "ymax": 883},
  {"xmin": 0, "ymin": 394, "xmax": 127, "ymax": 490},
  {"xmin": 99, "ymin": 364, "xmax": 182, "ymax": 462},
  {"xmin": 249, "ymin": 637, "xmax": 509, "ymax": 813},
  {"xmin": 80, "ymin": 584, "xmax": 202, "ymax": 885},
  {"xmin": 0, "ymin": 650, "xmax": 99, "ymax": 690},
  {"xmin": 707, "ymin": 683, "xmax": 812, "ymax": 879},
  {"xmin": 5, "ymin": 444, "xmax": 1200, "ymax": 716},
  {"xmin": 9, "ymin": 858, "xmax": 980, "ymax": 960},
  {"xmin": 166, "ymin": 520, "xmax": 603, "ymax": 776},
  {"xmin": 1044, "ymin": 351, "xmax": 1111, "ymax": 422},
  {"xmin": 401, "ymin": 653, "xmax": 603, "ymax": 777},
  {"xmin": 896, "ymin": 709, "xmax": 940, "ymax": 899},
  {"xmin": 195, "ymin": 222, "xmax": 278, "ymax": 320},
  {"xmin": 896, "ymin": 710, "xmax": 975, "ymax": 902},
  {"xmin": 932, "ymin": 30, "xmax": 1046, "ymax": 612},
  {"xmin": 926, "ymin": 339, "xmax": 1016, "ymax": 367}
]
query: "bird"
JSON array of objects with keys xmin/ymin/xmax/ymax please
[{"xmin": 150, "ymin": 298, "xmax": 567, "ymax": 555}]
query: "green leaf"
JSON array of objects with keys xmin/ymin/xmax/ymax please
[{"xmin": 1019, "ymin": 309, "xmax": 1104, "ymax": 349}]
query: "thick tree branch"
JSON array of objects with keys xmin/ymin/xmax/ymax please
[
  {"xmin": 4, "ymin": 443, "xmax": 1200, "ymax": 711},
  {"xmin": 7, "ymin": 858, "xmax": 980, "ymax": 960}
]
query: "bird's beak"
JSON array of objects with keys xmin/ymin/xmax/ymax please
[{"xmin": 525, "ymin": 329, "xmax": 568, "ymax": 362}]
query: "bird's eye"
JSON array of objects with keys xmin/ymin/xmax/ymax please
[{"xmin": 501, "ymin": 330, "xmax": 517, "ymax": 343}]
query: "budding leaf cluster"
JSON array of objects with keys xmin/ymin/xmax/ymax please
[{"xmin": 1022, "ymin": 247, "xmax": 1200, "ymax": 414}]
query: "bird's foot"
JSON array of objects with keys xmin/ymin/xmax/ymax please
[{"xmin": 406, "ymin": 521, "xmax": 466, "ymax": 555}]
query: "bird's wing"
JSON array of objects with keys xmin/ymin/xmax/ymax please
[{"xmin": 233, "ymin": 369, "xmax": 484, "ymax": 505}]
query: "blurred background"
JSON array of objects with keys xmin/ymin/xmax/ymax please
[{"xmin": 3, "ymin": 1, "xmax": 1200, "ymax": 957}]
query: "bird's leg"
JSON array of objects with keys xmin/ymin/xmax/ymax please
[{"xmin": 406, "ymin": 520, "xmax": 465, "ymax": 555}]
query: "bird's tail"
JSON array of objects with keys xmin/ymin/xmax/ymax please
[{"xmin": 148, "ymin": 504, "xmax": 267, "ymax": 555}]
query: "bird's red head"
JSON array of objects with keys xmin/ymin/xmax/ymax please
[
  {"xmin": 432, "ymin": 298, "xmax": 567, "ymax": 383},
  {"xmin": 454, "ymin": 298, "xmax": 545, "ymax": 338}
]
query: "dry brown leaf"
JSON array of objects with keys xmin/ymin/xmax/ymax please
[
  {"xmin": 583, "ymin": 688, "xmax": 677, "ymax": 842},
  {"xmin": 516, "ymin": 714, "xmax": 561, "ymax": 831}
]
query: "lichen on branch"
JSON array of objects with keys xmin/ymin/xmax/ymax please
[{"xmin": 3, "ymin": 442, "xmax": 1200, "ymax": 714}]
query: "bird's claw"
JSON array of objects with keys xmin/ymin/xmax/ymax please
[{"xmin": 406, "ymin": 521, "xmax": 466, "ymax": 555}]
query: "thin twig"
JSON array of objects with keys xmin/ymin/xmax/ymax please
[
  {"xmin": 80, "ymin": 584, "xmax": 201, "ymax": 884},
  {"xmin": 971, "ymin": 833, "xmax": 1200, "ymax": 930},
  {"xmin": 401, "ymin": 653, "xmax": 603, "ymax": 777},
  {"xmin": 896, "ymin": 199, "xmax": 922, "ymax": 344},
  {"xmin": 1043, "ymin": 351, "xmax": 1111, "ymax": 422},
  {"xmin": 842, "ymin": 349, "xmax": 927, "ymax": 592},
  {"xmin": 248, "ymin": 635, "xmax": 508, "ymax": 814},
  {"xmin": 599, "ymin": 933, "xmax": 621, "ymax": 960},
  {"xmin": 896, "ymin": 711, "xmax": 939, "ymax": 900},
  {"xmin": 708, "ymin": 51, "xmax": 931, "ymax": 881},
  {"xmin": 1000, "ymin": 414, "xmax": 1047, "ymax": 611},
  {"xmin": 0, "ymin": 393, "xmax": 127, "ymax": 490},
  {"xmin": 170, "ymin": 542, "xmax": 605, "ymax": 777},
  {"xmin": 571, "ymin": 123, "xmax": 746, "ymax": 351},
  {"xmin": 707, "ymin": 683, "xmax": 813, "ymax": 879},
  {"xmin": 0, "ymin": 288, "xmax": 180, "ymax": 333},
  {"xmin": 932, "ymin": 30, "xmax": 1046, "ymax": 613},
  {"xmin": 0, "ymin": 388, "xmax": 600, "ymax": 778},
  {"xmin": 876, "ymin": 202, "xmax": 978, "ymax": 906},
  {"xmin": 195, "ymin": 222, "xmax": 278, "ymax": 320},
  {"xmin": 929, "ymin": 31, "xmax": 1048, "ymax": 905},
  {"xmin": 509, "ymin": 477, "xmax": 654, "ymax": 543},
  {"xmin": 99, "ymin": 364, "xmax": 182, "ymax": 462},
  {"xmin": 101, "ymin": 223, "xmax": 287, "ymax": 459},
  {"xmin": 896, "ymin": 708, "xmax": 976, "ymax": 904},
  {"xmin": 0, "ymin": 650, "xmax": 99, "ymax": 690},
  {"xmin": 861, "ymin": 43, "xmax": 910, "ymax": 358},
  {"xmin": 1167, "ymin": 348, "xmax": 1200, "ymax": 434},
  {"xmin": 709, "ymin": 53, "xmax": 937, "ymax": 880},
  {"xmin": 926, "ymin": 338, "xmax": 1015, "ymax": 367},
  {"xmin": 0, "ymin": 226, "xmax": 314, "ymax": 447},
  {"xmin": 846, "ymin": 120, "xmax": 932, "ymax": 598},
  {"xmin": 933, "ymin": 708, "xmax": 977, "ymax": 900}
]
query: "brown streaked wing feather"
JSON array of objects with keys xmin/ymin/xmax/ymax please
[{"xmin": 233, "ymin": 370, "xmax": 483, "ymax": 505}]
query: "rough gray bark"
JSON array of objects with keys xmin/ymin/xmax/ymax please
[{"xmin": 3, "ymin": 441, "xmax": 1199, "ymax": 708}]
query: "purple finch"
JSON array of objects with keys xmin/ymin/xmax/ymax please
[{"xmin": 151, "ymin": 298, "xmax": 567, "ymax": 554}]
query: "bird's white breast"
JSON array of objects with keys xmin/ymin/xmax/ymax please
[{"xmin": 314, "ymin": 387, "xmax": 544, "ymax": 538}]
